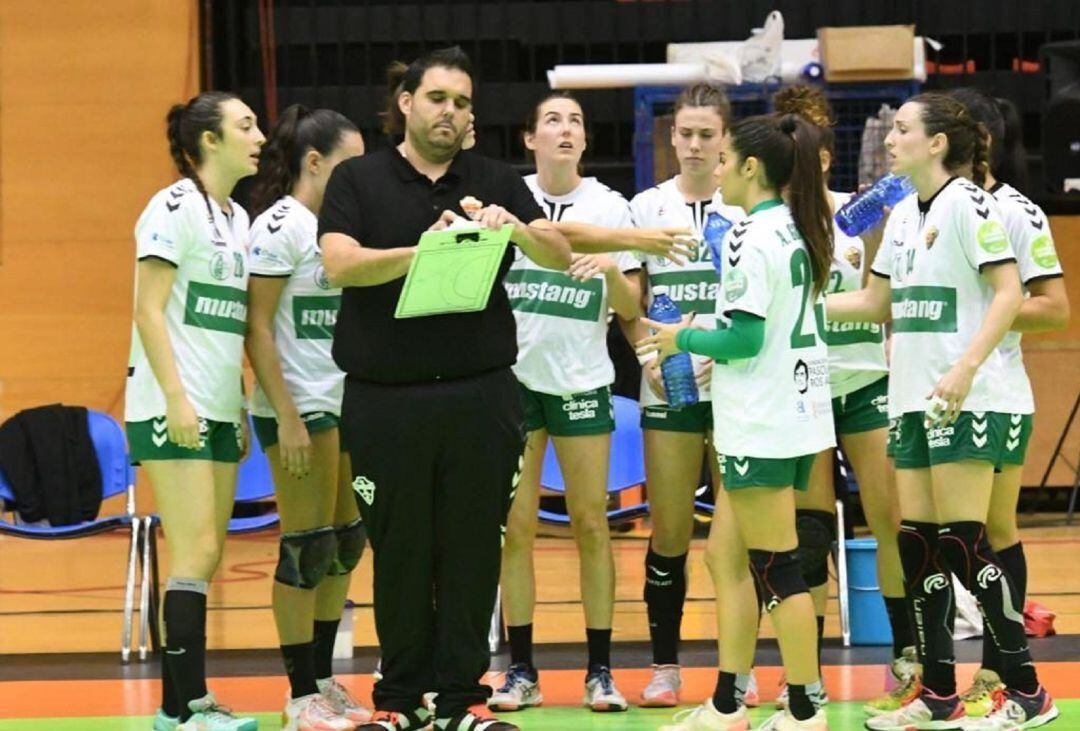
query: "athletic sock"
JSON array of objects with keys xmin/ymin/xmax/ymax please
[
  {"xmin": 281, "ymin": 642, "xmax": 319, "ymax": 698},
  {"xmin": 507, "ymin": 624, "xmax": 534, "ymax": 670},
  {"xmin": 313, "ymin": 619, "xmax": 339, "ymax": 681},
  {"xmin": 586, "ymin": 628, "xmax": 612, "ymax": 674},
  {"xmin": 160, "ymin": 648, "xmax": 181, "ymax": 717},
  {"xmin": 884, "ymin": 596, "xmax": 914, "ymax": 660},
  {"xmin": 644, "ymin": 547, "xmax": 688, "ymax": 665},
  {"xmin": 713, "ymin": 670, "xmax": 738, "ymax": 713},
  {"xmin": 787, "ymin": 681, "xmax": 822, "ymax": 721},
  {"xmin": 163, "ymin": 578, "xmax": 210, "ymax": 721},
  {"xmin": 815, "ymin": 615, "xmax": 825, "ymax": 672},
  {"xmin": 898, "ymin": 522, "xmax": 956, "ymax": 696},
  {"xmin": 983, "ymin": 542, "xmax": 1027, "ymax": 675}
]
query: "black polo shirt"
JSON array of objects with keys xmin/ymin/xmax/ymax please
[{"xmin": 318, "ymin": 148, "xmax": 545, "ymax": 384}]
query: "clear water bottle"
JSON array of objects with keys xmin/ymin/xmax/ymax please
[
  {"xmin": 834, "ymin": 174, "xmax": 915, "ymax": 237},
  {"xmin": 648, "ymin": 294, "xmax": 699, "ymax": 409},
  {"xmin": 702, "ymin": 208, "xmax": 734, "ymax": 278}
]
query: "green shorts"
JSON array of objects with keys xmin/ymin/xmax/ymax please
[
  {"xmin": 126, "ymin": 417, "xmax": 243, "ymax": 464},
  {"xmin": 251, "ymin": 412, "xmax": 342, "ymax": 451},
  {"xmin": 889, "ymin": 411, "xmax": 1009, "ymax": 470},
  {"xmin": 519, "ymin": 383, "xmax": 614, "ymax": 437},
  {"xmin": 996, "ymin": 413, "xmax": 1033, "ymax": 469},
  {"xmin": 641, "ymin": 401, "xmax": 713, "ymax": 433},
  {"xmin": 718, "ymin": 453, "xmax": 816, "ymax": 492},
  {"xmin": 833, "ymin": 376, "xmax": 890, "ymax": 434}
]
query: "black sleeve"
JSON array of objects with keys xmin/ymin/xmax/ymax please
[
  {"xmin": 317, "ymin": 162, "xmax": 363, "ymax": 243},
  {"xmin": 502, "ymin": 166, "xmax": 545, "ymax": 224}
]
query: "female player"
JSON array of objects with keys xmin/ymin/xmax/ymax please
[
  {"xmin": 626, "ymin": 83, "xmax": 749, "ymax": 708},
  {"xmin": 641, "ymin": 112, "xmax": 836, "ymax": 731},
  {"xmin": 245, "ymin": 104, "xmax": 371, "ymax": 731},
  {"xmin": 771, "ymin": 86, "xmax": 913, "ymax": 713},
  {"xmin": 828, "ymin": 92, "xmax": 1058, "ymax": 731},
  {"xmin": 946, "ymin": 88, "xmax": 1069, "ymax": 720},
  {"xmin": 490, "ymin": 92, "xmax": 642, "ymax": 714},
  {"xmin": 127, "ymin": 92, "xmax": 263, "ymax": 730}
]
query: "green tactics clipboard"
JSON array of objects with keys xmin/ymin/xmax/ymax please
[{"xmin": 394, "ymin": 223, "xmax": 513, "ymax": 318}]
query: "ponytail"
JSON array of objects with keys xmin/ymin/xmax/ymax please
[{"xmin": 248, "ymin": 104, "xmax": 359, "ymax": 216}]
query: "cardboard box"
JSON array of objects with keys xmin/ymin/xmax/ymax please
[{"xmin": 817, "ymin": 25, "xmax": 915, "ymax": 82}]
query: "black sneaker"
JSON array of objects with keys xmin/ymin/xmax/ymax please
[
  {"xmin": 434, "ymin": 704, "xmax": 520, "ymax": 730},
  {"xmin": 357, "ymin": 707, "xmax": 431, "ymax": 731}
]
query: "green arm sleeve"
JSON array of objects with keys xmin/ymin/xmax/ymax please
[{"xmin": 675, "ymin": 311, "xmax": 765, "ymax": 360}]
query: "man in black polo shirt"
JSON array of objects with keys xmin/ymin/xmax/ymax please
[{"xmin": 319, "ymin": 47, "xmax": 570, "ymax": 731}]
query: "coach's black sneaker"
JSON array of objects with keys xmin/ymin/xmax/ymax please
[
  {"xmin": 434, "ymin": 704, "xmax": 520, "ymax": 730},
  {"xmin": 357, "ymin": 707, "xmax": 431, "ymax": 731}
]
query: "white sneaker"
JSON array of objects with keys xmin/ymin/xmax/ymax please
[
  {"xmin": 153, "ymin": 709, "xmax": 180, "ymax": 731},
  {"xmin": 864, "ymin": 691, "xmax": 965, "ymax": 731},
  {"xmin": 318, "ymin": 677, "xmax": 372, "ymax": 724},
  {"xmin": 282, "ymin": 694, "xmax": 354, "ymax": 731},
  {"xmin": 487, "ymin": 663, "xmax": 542, "ymax": 712},
  {"xmin": 583, "ymin": 667, "xmax": 628, "ymax": 712},
  {"xmin": 757, "ymin": 709, "xmax": 828, "ymax": 731},
  {"xmin": 745, "ymin": 671, "xmax": 760, "ymax": 708},
  {"xmin": 641, "ymin": 664, "xmax": 682, "ymax": 708},
  {"xmin": 659, "ymin": 700, "xmax": 750, "ymax": 731},
  {"xmin": 176, "ymin": 694, "xmax": 258, "ymax": 731}
]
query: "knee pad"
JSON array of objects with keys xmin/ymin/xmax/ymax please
[
  {"xmin": 898, "ymin": 521, "xmax": 948, "ymax": 597},
  {"xmin": 274, "ymin": 526, "xmax": 337, "ymax": 589},
  {"xmin": 328, "ymin": 517, "xmax": 366, "ymax": 576},
  {"xmin": 748, "ymin": 549, "xmax": 807, "ymax": 612},
  {"xmin": 795, "ymin": 509, "xmax": 835, "ymax": 588}
]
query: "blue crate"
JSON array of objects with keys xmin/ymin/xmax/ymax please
[{"xmin": 633, "ymin": 82, "xmax": 920, "ymax": 194}]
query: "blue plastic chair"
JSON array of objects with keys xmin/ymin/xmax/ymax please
[
  {"xmin": 537, "ymin": 395, "xmax": 648, "ymax": 525},
  {"xmin": 0, "ymin": 410, "xmax": 140, "ymax": 661}
]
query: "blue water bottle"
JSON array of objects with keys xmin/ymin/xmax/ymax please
[
  {"xmin": 648, "ymin": 294, "xmax": 699, "ymax": 409},
  {"xmin": 702, "ymin": 208, "xmax": 733, "ymax": 278},
  {"xmin": 834, "ymin": 174, "xmax": 915, "ymax": 237}
]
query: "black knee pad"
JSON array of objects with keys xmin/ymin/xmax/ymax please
[
  {"xmin": 748, "ymin": 549, "xmax": 807, "ymax": 612},
  {"xmin": 328, "ymin": 517, "xmax": 366, "ymax": 576},
  {"xmin": 898, "ymin": 521, "xmax": 948, "ymax": 597},
  {"xmin": 795, "ymin": 509, "xmax": 835, "ymax": 588},
  {"xmin": 274, "ymin": 525, "xmax": 337, "ymax": 589}
]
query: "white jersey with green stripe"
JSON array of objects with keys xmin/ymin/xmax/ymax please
[
  {"xmin": 710, "ymin": 201, "xmax": 836, "ymax": 459},
  {"xmin": 991, "ymin": 182, "xmax": 1064, "ymax": 415},
  {"xmin": 507, "ymin": 176, "xmax": 639, "ymax": 396},
  {"xmin": 871, "ymin": 177, "xmax": 1017, "ymax": 419},
  {"xmin": 630, "ymin": 176, "xmax": 744, "ymax": 407},
  {"xmin": 125, "ymin": 178, "xmax": 250, "ymax": 424},
  {"xmin": 248, "ymin": 195, "xmax": 345, "ymax": 418},
  {"xmin": 823, "ymin": 190, "xmax": 888, "ymax": 398}
]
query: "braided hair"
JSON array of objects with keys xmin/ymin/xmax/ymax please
[
  {"xmin": 909, "ymin": 92, "xmax": 990, "ymax": 186},
  {"xmin": 165, "ymin": 91, "xmax": 241, "ymax": 216}
]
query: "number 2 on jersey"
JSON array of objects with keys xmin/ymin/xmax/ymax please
[{"xmin": 789, "ymin": 249, "xmax": 816, "ymax": 349}]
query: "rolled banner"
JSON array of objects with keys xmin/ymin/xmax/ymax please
[{"xmin": 547, "ymin": 63, "xmax": 708, "ymax": 90}]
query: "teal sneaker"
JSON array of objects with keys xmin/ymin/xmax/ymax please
[
  {"xmin": 153, "ymin": 708, "xmax": 180, "ymax": 731},
  {"xmin": 175, "ymin": 694, "xmax": 258, "ymax": 731}
]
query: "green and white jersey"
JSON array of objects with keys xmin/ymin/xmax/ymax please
[
  {"xmin": 630, "ymin": 176, "xmax": 744, "ymax": 407},
  {"xmin": 249, "ymin": 195, "xmax": 345, "ymax": 418},
  {"xmin": 822, "ymin": 191, "xmax": 888, "ymax": 398},
  {"xmin": 506, "ymin": 176, "xmax": 640, "ymax": 395},
  {"xmin": 870, "ymin": 177, "xmax": 1017, "ymax": 419},
  {"xmin": 710, "ymin": 201, "xmax": 836, "ymax": 458},
  {"xmin": 125, "ymin": 179, "xmax": 249, "ymax": 424},
  {"xmin": 991, "ymin": 182, "xmax": 1064, "ymax": 415}
]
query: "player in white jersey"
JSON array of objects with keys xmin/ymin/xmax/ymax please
[
  {"xmin": 490, "ymin": 94, "xmax": 641, "ymax": 715},
  {"xmin": 126, "ymin": 92, "xmax": 263, "ymax": 731},
  {"xmin": 828, "ymin": 93, "xmax": 1058, "ymax": 731},
  {"xmin": 244, "ymin": 105, "xmax": 370, "ymax": 731},
  {"xmin": 621, "ymin": 84, "xmax": 752, "ymax": 708},
  {"xmin": 641, "ymin": 113, "xmax": 836, "ymax": 731},
  {"xmin": 946, "ymin": 88, "xmax": 1070, "ymax": 720},
  {"xmin": 772, "ymin": 87, "xmax": 913, "ymax": 714}
]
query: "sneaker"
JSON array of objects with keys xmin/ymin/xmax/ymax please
[
  {"xmin": 745, "ymin": 672, "xmax": 760, "ymax": 708},
  {"xmin": 434, "ymin": 704, "xmax": 519, "ymax": 730},
  {"xmin": 965, "ymin": 686, "xmax": 1059, "ymax": 730},
  {"xmin": 487, "ymin": 663, "xmax": 542, "ymax": 712},
  {"xmin": 283, "ymin": 694, "xmax": 355, "ymax": 731},
  {"xmin": 865, "ymin": 648, "xmax": 921, "ymax": 717},
  {"xmin": 758, "ymin": 709, "xmax": 829, "ymax": 731},
  {"xmin": 356, "ymin": 707, "xmax": 431, "ymax": 731},
  {"xmin": 961, "ymin": 670, "xmax": 1005, "ymax": 719},
  {"xmin": 583, "ymin": 666, "xmax": 628, "ymax": 712},
  {"xmin": 863, "ymin": 690, "xmax": 965, "ymax": 730},
  {"xmin": 153, "ymin": 709, "xmax": 180, "ymax": 731},
  {"xmin": 776, "ymin": 680, "xmax": 829, "ymax": 710},
  {"xmin": 318, "ymin": 677, "xmax": 373, "ymax": 724},
  {"xmin": 641, "ymin": 664, "xmax": 682, "ymax": 708},
  {"xmin": 176, "ymin": 694, "xmax": 258, "ymax": 731},
  {"xmin": 659, "ymin": 700, "xmax": 750, "ymax": 731}
]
